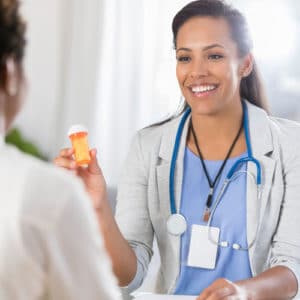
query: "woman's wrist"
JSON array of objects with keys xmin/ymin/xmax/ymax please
[
  {"xmin": 235, "ymin": 266, "xmax": 298, "ymax": 300},
  {"xmin": 94, "ymin": 196, "xmax": 115, "ymax": 233},
  {"xmin": 235, "ymin": 279, "xmax": 255, "ymax": 300},
  {"xmin": 88, "ymin": 186, "xmax": 108, "ymax": 211}
]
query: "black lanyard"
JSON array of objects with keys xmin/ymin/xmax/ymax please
[{"xmin": 190, "ymin": 117, "xmax": 244, "ymax": 222}]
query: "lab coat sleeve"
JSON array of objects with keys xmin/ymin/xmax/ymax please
[
  {"xmin": 269, "ymin": 127, "xmax": 300, "ymax": 299},
  {"xmin": 115, "ymin": 131, "xmax": 154, "ymax": 293}
]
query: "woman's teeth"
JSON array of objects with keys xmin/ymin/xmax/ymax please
[{"xmin": 191, "ymin": 85, "xmax": 217, "ymax": 93}]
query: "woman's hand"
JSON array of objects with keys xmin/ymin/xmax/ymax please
[
  {"xmin": 197, "ymin": 278, "xmax": 251, "ymax": 300},
  {"xmin": 53, "ymin": 148, "xmax": 107, "ymax": 210}
]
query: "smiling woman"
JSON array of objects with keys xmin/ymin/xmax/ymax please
[{"xmin": 54, "ymin": 0, "xmax": 300, "ymax": 299}]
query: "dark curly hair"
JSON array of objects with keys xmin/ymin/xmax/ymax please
[{"xmin": 0, "ymin": 0, "xmax": 26, "ymax": 67}]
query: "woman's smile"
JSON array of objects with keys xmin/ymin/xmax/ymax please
[{"xmin": 186, "ymin": 83, "xmax": 219, "ymax": 99}]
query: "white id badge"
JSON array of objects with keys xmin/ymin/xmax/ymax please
[{"xmin": 187, "ymin": 224, "xmax": 220, "ymax": 269}]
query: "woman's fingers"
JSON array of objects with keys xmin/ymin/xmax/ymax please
[
  {"xmin": 53, "ymin": 156, "xmax": 76, "ymax": 169},
  {"xmin": 53, "ymin": 148, "xmax": 103, "ymax": 177},
  {"xmin": 59, "ymin": 147, "xmax": 74, "ymax": 158},
  {"xmin": 53, "ymin": 148, "xmax": 76, "ymax": 170},
  {"xmin": 197, "ymin": 279, "xmax": 236, "ymax": 300},
  {"xmin": 87, "ymin": 148, "xmax": 103, "ymax": 175}
]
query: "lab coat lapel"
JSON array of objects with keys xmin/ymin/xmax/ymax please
[
  {"xmin": 156, "ymin": 113, "xmax": 191, "ymax": 287},
  {"xmin": 245, "ymin": 101, "xmax": 275, "ymax": 269}
]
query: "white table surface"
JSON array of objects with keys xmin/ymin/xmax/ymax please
[{"xmin": 133, "ymin": 294, "xmax": 196, "ymax": 300}]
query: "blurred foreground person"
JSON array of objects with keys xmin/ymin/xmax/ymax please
[{"xmin": 0, "ymin": 1, "xmax": 121, "ymax": 299}]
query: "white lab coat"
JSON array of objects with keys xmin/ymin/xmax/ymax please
[{"xmin": 116, "ymin": 101, "xmax": 300, "ymax": 298}]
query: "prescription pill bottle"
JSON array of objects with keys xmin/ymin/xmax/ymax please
[{"xmin": 68, "ymin": 124, "xmax": 91, "ymax": 165}]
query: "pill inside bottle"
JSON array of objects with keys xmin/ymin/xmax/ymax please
[{"xmin": 68, "ymin": 124, "xmax": 91, "ymax": 165}]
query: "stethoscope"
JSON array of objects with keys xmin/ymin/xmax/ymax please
[{"xmin": 166, "ymin": 101, "xmax": 263, "ymax": 250}]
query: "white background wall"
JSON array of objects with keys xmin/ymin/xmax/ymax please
[
  {"xmin": 15, "ymin": 0, "xmax": 300, "ymax": 162},
  {"xmin": 16, "ymin": 0, "xmax": 66, "ymax": 158}
]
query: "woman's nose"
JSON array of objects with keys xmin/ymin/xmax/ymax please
[{"xmin": 189, "ymin": 59, "xmax": 208, "ymax": 79}]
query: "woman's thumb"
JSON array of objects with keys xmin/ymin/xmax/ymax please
[{"xmin": 88, "ymin": 148, "xmax": 102, "ymax": 174}]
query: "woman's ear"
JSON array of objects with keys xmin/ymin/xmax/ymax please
[
  {"xmin": 239, "ymin": 53, "xmax": 254, "ymax": 78},
  {"xmin": 3, "ymin": 58, "xmax": 19, "ymax": 97}
]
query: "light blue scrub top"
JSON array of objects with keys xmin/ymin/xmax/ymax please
[{"xmin": 174, "ymin": 148, "xmax": 252, "ymax": 295}]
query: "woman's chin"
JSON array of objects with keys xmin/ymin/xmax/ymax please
[{"xmin": 186, "ymin": 101, "xmax": 221, "ymax": 117}]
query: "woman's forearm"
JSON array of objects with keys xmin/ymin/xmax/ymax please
[
  {"xmin": 237, "ymin": 266, "xmax": 298, "ymax": 299},
  {"xmin": 94, "ymin": 199, "xmax": 137, "ymax": 286}
]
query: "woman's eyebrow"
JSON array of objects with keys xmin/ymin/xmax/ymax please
[
  {"xmin": 176, "ymin": 47, "xmax": 192, "ymax": 53},
  {"xmin": 202, "ymin": 43, "xmax": 225, "ymax": 51},
  {"xmin": 176, "ymin": 43, "xmax": 225, "ymax": 53}
]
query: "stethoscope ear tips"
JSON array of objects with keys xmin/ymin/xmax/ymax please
[
  {"xmin": 220, "ymin": 241, "xmax": 229, "ymax": 247},
  {"xmin": 219, "ymin": 241, "xmax": 243, "ymax": 250},
  {"xmin": 232, "ymin": 243, "xmax": 241, "ymax": 250}
]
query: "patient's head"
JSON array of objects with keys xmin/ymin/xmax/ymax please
[{"xmin": 0, "ymin": 0, "xmax": 26, "ymax": 133}]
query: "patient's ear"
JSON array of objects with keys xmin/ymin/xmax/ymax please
[
  {"xmin": 0, "ymin": 57, "xmax": 25, "ymax": 132},
  {"xmin": 3, "ymin": 58, "xmax": 19, "ymax": 97}
]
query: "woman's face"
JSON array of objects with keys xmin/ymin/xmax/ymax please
[{"xmin": 176, "ymin": 16, "xmax": 251, "ymax": 116}]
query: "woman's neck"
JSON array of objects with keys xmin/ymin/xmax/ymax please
[{"xmin": 187, "ymin": 102, "xmax": 246, "ymax": 160}]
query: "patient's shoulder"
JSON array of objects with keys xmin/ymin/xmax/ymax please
[{"xmin": 1, "ymin": 144, "xmax": 88, "ymax": 227}]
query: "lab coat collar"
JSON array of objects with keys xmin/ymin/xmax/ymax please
[
  {"xmin": 246, "ymin": 100, "xmax": 273, "ymax": 157},
  {"xmin": 158, "ymin": 100, "xmax": 274, "ymax": 162}
]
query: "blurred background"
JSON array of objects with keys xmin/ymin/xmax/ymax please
[
  {"xmin": 13, "ymin": 0, "xmax": 299, "ymax": 295},
  {"xmin": 17, "ymin": 0, "xmax": 300, "ymax": 186}
]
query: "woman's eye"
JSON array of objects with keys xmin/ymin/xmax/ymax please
[
  {"xmin": 208, "ymin": 54, "xmax": 223, "ymax": 60},
  {"xmin": 177, "ymin": 56, "xmax": 191, "ymax": 63}
]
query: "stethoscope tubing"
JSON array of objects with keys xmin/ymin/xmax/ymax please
[
  {"xmin": 207, "ymin": 170, "xmax": 262, "ymax": 250},
  {"xmin": 169, "ymin": 107, "xmax": 191, "ymax": 215},
  {"xmin": 168, "ymin": 100, "xmax": 263, "ymax": 248}
]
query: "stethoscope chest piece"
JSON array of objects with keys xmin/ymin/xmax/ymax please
[{"xmin": 167, "ymin": 213, "xmax": 187, "ymax": 236}]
